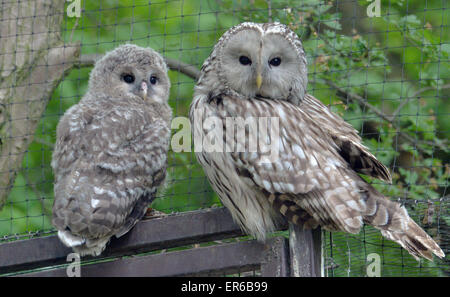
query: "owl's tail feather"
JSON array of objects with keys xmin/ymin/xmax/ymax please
[
  {"xmin": 267, "ymin": 192, "xmax": 319, "ymax": 229},
  {"xmin": 362, "ymin": 188, "xmax": 444, "ymax": 261},
  {"xmin": 57, "ymin": 229, "xmax": 109, "ymax": 257},
  {"xmin": 114, "ymin": 190, "xmax": 156, "ymax": 238},
  {"xmin": 379, "ymin": 219, "xmax": 444, "ymax": 261}
]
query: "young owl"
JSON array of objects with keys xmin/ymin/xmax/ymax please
[
  {"xmin": 52, "ymin": 44, "xmax": 172, "ymax": 256},
  {"xmin": 190, "ymin": 22, "xmax": 444, "ymax": 261}
]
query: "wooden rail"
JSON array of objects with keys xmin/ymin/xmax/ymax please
[{"xmin": 0, "ymin": 207, "xmax": 322, "ymax": 277}]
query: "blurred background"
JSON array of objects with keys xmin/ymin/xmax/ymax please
[{"xmin": 0, "ymin": 0, "xmax": 448, "ymax": 276}]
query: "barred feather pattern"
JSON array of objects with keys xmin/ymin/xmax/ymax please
[
  {"xmin": 191, "ymin": 91, "xmax": 444, "ymax": 261},
  {"xmin": 52, "ymin": 100, "xmax": 171, "ymax": 256},
  {"xmin": 191, "ymin": 22, "xmax": 444, "ymax": 261},
  {"xmin": 52, "ymin": 45, "xmax": 172, "ymax": 256}
]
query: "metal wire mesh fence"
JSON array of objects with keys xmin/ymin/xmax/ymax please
[{"xmin": 0, "ymin": 0, "xmax": 448, "ymax": 276}]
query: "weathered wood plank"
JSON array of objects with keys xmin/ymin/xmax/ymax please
[
  {"xmin": 0, "ymin": 207, "xmax": 244, "ymax": 274},
  {"xmin": 21, "ymin": 237, "xmax": 287, "ymax": 277},
  {"xmin": 260, "ymin": 236, "xmax": 290, "ymax": 277}
]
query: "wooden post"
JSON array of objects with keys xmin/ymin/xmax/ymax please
[
  {"xmin": 289, "ymin": 223, "xmax": 323, "ymax": 277},
  {"xmin": 260, "ymin": 237, "xmax": 290, "ymax": 277}
]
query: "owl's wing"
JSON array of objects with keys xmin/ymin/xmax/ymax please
[
  {"xmin": 214, "ymin": 95, "xmax": 368, "ymax": 193},
  {"xmin": 212, "ymin": 94, "xmax": 378, "ymax": 233},
  {"xmin": 302, "ymin": 94, "xmax": 391, "ymax": 183},
  {"xmin": 52, "ymin": 102, "xmax": 169, "ymax": 239}
]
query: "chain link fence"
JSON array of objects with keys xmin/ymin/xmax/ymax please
[{"xmin": 0, "ymin": 0, "xmax": 448, "ymax": 276}]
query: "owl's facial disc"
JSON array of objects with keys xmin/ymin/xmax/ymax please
[
  {"xmin": 129, "ymin": 69, "xmax": 169, "ymax": 104},
  {"xmin": 219, "ymin": 29, "xmax": 261, "ymax": 97},
  {"xmin": 257, "ymin": 33, "xmax": 302, "ymax": 99},
  {"xmin": 144, "ymin": 71, "xmax": 170, "ymax": 104},
  {"xmin": 88, "ymin": 44, "xmax": 170, "ymax": 104},
  {"xmin": 120, "ymin": 69, "xmax": 162, "ymax": 102},
  {"xmin": 119, "ymin": 71, "xmax": 147, "ymax": 100},
  {"xmin": 219, "ymin": 26, "xmax": 307, "ymax": 102}
]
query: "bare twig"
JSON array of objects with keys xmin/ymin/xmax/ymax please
[
  {"xmin": 308, "ymin": 20, "xmax": 448, "ymax": 153},
  {"xmin": 267, "ymin": 0, "xmax": 273, "ymax": 23},
  {"xmin": 165, "ymin": 58, "xmax": 201, "ymax": 80},
  {"xmin": 392, "ymin": 83, "xmax": 450, "ymax": 119},
  {"xmin": 321, "ymin": 79, "xmax": 393, "ymax": 122},
  {"xmin": 422, "ymin": 200, "xmax": 435, "ymax": 226},
  {"xmin": 68, "ymin": 18, "xmax": 79, "ymax": 44},
  {"xmin": 75, "ymin": 54, "xmax": 102, "ymax": 68},
  {"xmin": 33, "ymin": 137, "xmax": 55, "ymax": 148},
  {"xmin": 76, "ymin": 54, "xmax": 201, "ymax": 80},
  {"xmin": 312, "ymin": 79, "xmax": 448, "ymax": 154},
  {"xmin": 76, "ymin": 56, "xmax": 446, "ymax": 155}
]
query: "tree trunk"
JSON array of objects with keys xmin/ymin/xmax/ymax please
[{"xmin": 0, "ymin": 0, "xmax": 80, "ymax": 209}]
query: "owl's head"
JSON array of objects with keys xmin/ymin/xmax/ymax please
[
  {"xmin": 214, "ymin": 22, "xmax": 308, "ymax": 104},
  {"xmin": 88, "ymin": 44, "xmax": 170, "ymax": 104}
]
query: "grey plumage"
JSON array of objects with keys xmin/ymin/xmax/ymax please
[
  {"xmin": 52, "ymin": 44, "xmax": 172, "ymax": 256},
  {"xmin": 190, "ymin": 22, "xmax": 444, "ymax": 261}
]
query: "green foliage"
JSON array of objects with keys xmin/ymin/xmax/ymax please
[{"xmin": 0, "ymin": 0, "xmax": 447, "ymax": 276}]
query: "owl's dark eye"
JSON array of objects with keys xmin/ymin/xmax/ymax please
[
  {"xmin": 122, "ymin": 74, "xmax": 135, "ymax": 83},
  {"xmin": 239, "ymin": 56, "xmax": 252, "ymax": 66},
  {"xmin": 150, "ymin": 76, "xmax": 158, "ymax": 85},
  {"xmin": 269, "ymin": 57, "xmax": 281, "ymax": 67}
]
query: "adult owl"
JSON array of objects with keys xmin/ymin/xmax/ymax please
[
  {"xmin": 52, "ymin": 44, "xmax": 172, "ymax": 256},
  {"xmin": 189, "ymin": 22, "xmax": 444, "ymax": 261}
]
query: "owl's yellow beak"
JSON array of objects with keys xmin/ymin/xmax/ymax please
[
  {"xmin": 140, "ymin": 81, "xmax": 148, "ymax": 100},
  {"xmin": 256, "ymin": 74, "xmax": 262, "ymax": 90}
]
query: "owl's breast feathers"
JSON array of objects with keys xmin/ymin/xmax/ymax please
[
  {"xmin": 194, "ymin": 91, "xmax": 388, "ymax": 182},
  {"xmin": 52, "ymin": 99, "xmax": 170, "ymax": 255},
  {"xmin": 191, "ymin": 92, "xmax": 370, "ymax": 234}
]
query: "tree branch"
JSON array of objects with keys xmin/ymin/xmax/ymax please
[
  {"xmin": 162, "ymin": 59, "xmax": 447, "ymax": 155},
  {"xmin": 165, "ymin": 58, "xmax": 201, "ymax": 80},
  {"xmin": 75, "ymin": 54, "xmax": 201, "ymax": 80},
  {"xmin": 312, "ymin": 79, "xmax": 448, "ymax": 154},
  {"xmin": 392, "ymin": 83, "xmax": 450, "ymax": 119},
  {"xmin": 76, "ymin": 55, "xmax": 447, "ymax": 155}
]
